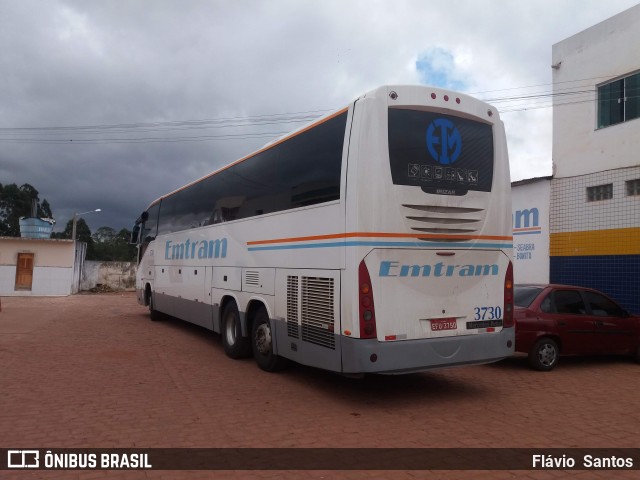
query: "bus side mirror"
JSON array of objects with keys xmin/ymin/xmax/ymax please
[
  {"xmin": 130, "ymin": 225, "xmax": 141, "ymax": 245},
  {"xmin": 135, "ymin": 211, "xmax": 149, "ymax": 226}
]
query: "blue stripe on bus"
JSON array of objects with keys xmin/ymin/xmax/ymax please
[
  {"xmin": 513, "ymin": 231, "xmax": 541, "ymax": 236},
  {"xmin": 248, "ymin": 241, "xmax": 514, "ymax": 251}
]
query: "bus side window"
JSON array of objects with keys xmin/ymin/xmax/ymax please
[{"xmin": 211, "ymin": 209, "xmax": 223, "ymax": 224}]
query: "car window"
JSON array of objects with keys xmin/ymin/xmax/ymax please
[
  {"xmin": 584, "ymin": 291, "xmax": 626, "ymax": 317},
  {"xmin": 540, "ymin": 294, "xmax": 553, "ymax": 313},
  {"xmin": 514, "ymin": 286, "xmax": 543, "ymax": 307},
  {"xmin": 553, "ymin": 290, "xmax": 587, "ymax": 315}
]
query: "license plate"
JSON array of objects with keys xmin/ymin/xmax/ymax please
[
  {"xmin": 430, "ymin": 318, "xmax": 457, "ymax": 331},
  {"xmin": 466, "ymin": 320, "xmax": 503, "ymax": 329}
]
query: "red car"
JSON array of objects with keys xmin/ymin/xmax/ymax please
[{"xmin": 514, "ymin": 284, "xmax": 640, "ymax": 371}]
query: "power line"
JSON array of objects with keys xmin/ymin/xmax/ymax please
[
  {"xmin": 0, "ymin": 131, "xmax": 292, "ymax": 145},
  {"xmin": 469, "ymin": 73, "xmax": 615, "ymax": 96},
  {"xmin": 0, "ymin": 75, "xmax": 630, "ymax": 144},
  {"xmin": 0, "ymin": 109, "xmax": 331, "ymax": 133},
  {"xmin": 470, "ymin": 72, "xmax": 635, "ymax": 113},
  {"xmin": 0, "ymin": 108, "xmax": 331, "ymax": 145}
]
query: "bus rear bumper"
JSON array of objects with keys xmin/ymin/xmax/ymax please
[{"xmin": 341, "ymin": 329, "xmax": 515, "ymax": 374}]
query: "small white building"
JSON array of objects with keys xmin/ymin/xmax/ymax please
[
  {"xmin": 0, "ymin": 238, "xmax": 84, "ymax": 296},
  {"xmin": 511, "ymin": 177, "xmax": 551, "ymax": 285}
]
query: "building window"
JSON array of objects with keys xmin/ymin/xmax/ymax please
[
  {"xmin": 586, "ymin": 184, "xmax": 613, "ymax": 202},
  {"xmin": 626, "ymin": 179, "xmax": 640, "ymax": 197},
  {"xmin": 598, "ymin": 71, "xmax": 640, "ymax": 128}
]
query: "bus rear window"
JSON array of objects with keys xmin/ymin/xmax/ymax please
[{"xmin": 388, "ymin": 109, "xmax": 494, "ymax": 195}]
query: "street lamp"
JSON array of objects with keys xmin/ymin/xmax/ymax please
[{"xmin": 72, "ymin": 208, "xmax": 102, "ymax": 241}]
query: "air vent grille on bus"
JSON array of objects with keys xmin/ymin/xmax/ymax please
[
  {"xmin": 286, "ymin": 275, "xmax": 299, "ymax": 338},
  {"xmin": 402, "ymin": 204, "xmax": 484, "ymax": 238},
  {"xmin": 403, "ymin": 205, "xmax": 483, "ymax": 214},
  {"xmin": 301, "ymin": 276, "xmax": 335, "ymax": 349},
  {"xmin": 244, "ymin": 270, "xmax": 260, "ymax": 286}
]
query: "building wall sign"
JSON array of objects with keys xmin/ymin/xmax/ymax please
[{"xmin": 511, "ymin": 178, "xmax": 551, "ymax": 284}]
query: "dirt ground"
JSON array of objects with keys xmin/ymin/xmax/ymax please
[{"xmin": 1, "ymin": 293, "xmax": 638, "ymax": 479}]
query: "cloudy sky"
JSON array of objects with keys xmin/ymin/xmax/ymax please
[{"xmin": 1, "ymin": 0, "xmax": 638, "ymax": 233}]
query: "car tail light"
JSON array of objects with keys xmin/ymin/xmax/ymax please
[
  {"xmin": 503, "ymin": 261, "xmax": 514, "ymax": 328},
  {"xmin": 358, "ymin": 260, "xmax": 377, "ymax": 339}
]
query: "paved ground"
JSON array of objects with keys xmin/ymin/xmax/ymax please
[{"xmin": 0, "ymin": 293, "xmax": 638, "ymax": 480}]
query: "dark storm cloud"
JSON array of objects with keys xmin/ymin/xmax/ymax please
[
  {"xmin": 1, "ymin": 0, "xmax": 637, "ymax": 232},
  {"xmin": 0, "ymin": 0, "xmax": 285, "ymax": 231}
]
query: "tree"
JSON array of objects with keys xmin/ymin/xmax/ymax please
[
  {"xmin": 93, "ymin": 226, "xmax": 116, "ymax": 244},
  {"xmin": 50, "ymin": 222, "xmax": 136, "ymax": 261},
  {"xmin": 0, "ymin": 183, "xmax": 25, "ymax": 236},
  {"xmin": 91, "ymin": 226, "xmax": 136, "ymax": 261},
  {"xmin": 39, "ymin": 199, "xmax": 53, "ymax": 218},
  {"xmin": 0, "ymin": 183, "xmax": 54, "ymax": 237},
  {"xmin": 115, "ymin": 228, "xmax": 137, "ymax": 261},
  {"xmin": 52, "ymin": 218, "xmax": 96, "ymax": 258}
]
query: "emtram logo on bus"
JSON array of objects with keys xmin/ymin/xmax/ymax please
[
  {"xmin": 426, "ymin": 118, "xmax": 462, "ymax": 165},
  {"xmin": 164, "ymin": 238, "xmax": 227, "ymax": 260}
]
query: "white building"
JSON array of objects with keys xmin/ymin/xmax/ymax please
[
  {"xmin": 549, "ymin": 4, "xmax": 640, "ymax": 313},
  {"xmin": 0, "ymin": 238, "xmax": 84, "ymax": 296},
  {"xmin": 511, "ymin": 177, "xmax": 551, "ymax": 285}
]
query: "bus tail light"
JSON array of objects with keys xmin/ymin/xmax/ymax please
[
  {"xmin": 358, "ymin": 260, "xmax": 377, "ymax": 339},
  {"xmin": 503, "ymin": 261, "xmax": 514, "ymax": 328}
]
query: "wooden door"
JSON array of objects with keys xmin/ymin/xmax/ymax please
[{"xmin": 15, "ymin": 253, "xmax": 34, "ymax": 290}]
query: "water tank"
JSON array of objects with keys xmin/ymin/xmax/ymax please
[{"xmin": 19, "ymin": 217, "xmax": 55, "ymax": 239}]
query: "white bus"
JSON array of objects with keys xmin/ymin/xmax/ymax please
[{"xmin": 132, "ymin": 85, "xmax": 515, "ymax": 374}]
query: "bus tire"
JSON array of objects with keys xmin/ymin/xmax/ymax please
[
  {"xmin": 528, "ymin": 337, "xmax": 559, "ymax": 371},
  {"xmin": 251, "ymin": 306, "xmax": 287, "ymax": 372},
  {"xmin": 148, "ymin": 291, "xmax": 162, "ymax": 322},
  {"xmin": 221, "ymin": 302, "xmax": 251, "ymax": 359}
]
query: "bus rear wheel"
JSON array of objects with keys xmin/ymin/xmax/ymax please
[
  {"xmin": 221, "ymin": 302, "xmax": 251, "ymax": 359},
  {"xmin": 252, "ymin": 307, "xmax": 287, "ymax": 372}
]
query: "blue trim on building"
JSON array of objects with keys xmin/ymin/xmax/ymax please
[{"xmin": 550, "ymin": 255, "xmax": 640, "ymax": 314}]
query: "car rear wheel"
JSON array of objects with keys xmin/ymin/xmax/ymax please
[{"xmin": 529, "ymin": 337, "xmax": 559, "ymax": 371}]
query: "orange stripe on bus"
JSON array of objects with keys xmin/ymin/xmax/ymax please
[{"xmin": 247, "ymin": 232, "xmax": 513, "ymax": 246}]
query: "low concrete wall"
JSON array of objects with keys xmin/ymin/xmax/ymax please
[{"xmin": 81, "ymin": 261, "xmax": 136, "ymax": 291}]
